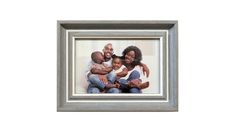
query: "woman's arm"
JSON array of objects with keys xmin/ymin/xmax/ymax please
[{"xmin": 140, "ymin": 63, "xmax": 150, "ymax": 77}]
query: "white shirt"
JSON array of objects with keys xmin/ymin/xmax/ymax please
[
  {"xmin": 85, "ymin": 58, "xmax": 113, "ymax": 78},
  {"xmin": 113, "ymin": 65, "xmax": 127, "ymax": 74},
  {"xmin": 103, "ymin": 58, "xmax": 112, "ymax": 67},
  {"xmin": 122, "ymin": 65, "xmax": 148, "ymax": 83}
]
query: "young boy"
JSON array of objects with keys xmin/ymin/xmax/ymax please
[{"xmin": 87, "ymin": 51, "xmax": 119, "ymax": 93}]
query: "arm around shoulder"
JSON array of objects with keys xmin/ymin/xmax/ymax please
[{"xmin": 140, "ymin": 62, "xmax": 150, "ymax": 77}]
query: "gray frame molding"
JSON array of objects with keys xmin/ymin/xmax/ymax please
[{"xmin": 57, "ymin": 20, "xmax": 178, "ymax": 112}]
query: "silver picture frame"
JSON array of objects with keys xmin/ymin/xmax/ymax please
[{"xmin": 57, "ymin": 20, "xmax": 178, "ymax": 112}]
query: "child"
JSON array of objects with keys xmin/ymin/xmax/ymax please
[
  {"xmin": 112, "ymin": 56, "xmax": 149, "ymax": 90},
  {"xmin": 87, "ymin": 51, "xmax": 119, "ymax": 93},
  {"xmin": 112, "ymin": 56, "xmax": 128, "ymax": 80}
]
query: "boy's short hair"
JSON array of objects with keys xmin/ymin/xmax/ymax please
[{"xmin": 91, "ymin": 51, "xmax": 103, "ymax": 61}]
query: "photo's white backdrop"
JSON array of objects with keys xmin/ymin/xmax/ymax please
[
  {"xmin": 75, "ymin": 40, "xmax": 160, "ymax": 93},
  {"xmin": 0, "ymin": 0, "xmax": 235, "ymax": 132}
]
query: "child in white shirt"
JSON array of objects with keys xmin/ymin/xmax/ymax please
[{"xmin": 112, "ymin": 57, "xmax": 128, "ymax": 79}]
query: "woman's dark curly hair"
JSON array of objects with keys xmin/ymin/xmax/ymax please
[{"xmin": 122, "ymin": 46, "xmax": 142, "ymax": 67}]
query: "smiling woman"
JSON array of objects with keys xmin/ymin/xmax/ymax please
[{"xmin": 117, "ymin": 46, "xmax": 149, "ymax": 93}]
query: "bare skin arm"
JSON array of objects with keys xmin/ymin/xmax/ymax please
[
  {"xmin": 90, "ymin": 67, "xmax": 112, "ymax": 75},
  {"xmin": 116, "ymin": 68, "xmax": 128, "ymax": 79},
  {"xmin": 140, "ymin": 63, "xmax": 150, "ymax": 77}
]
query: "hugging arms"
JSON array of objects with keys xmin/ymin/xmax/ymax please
[{"xmin": 87, "ymin": 44, "xmax": 150, "ymax": 93}]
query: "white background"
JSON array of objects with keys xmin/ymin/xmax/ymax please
[{"xmin": 0, "ymin": 0, "xmax": 235, "ymax": 132}]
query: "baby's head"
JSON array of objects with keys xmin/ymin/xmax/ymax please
[
  {"xmin": 112, "ymin": 57, "xmax": 123, "ymax": 70},
  {"xmin": 91, "ymin": 51, "xmax": 105, "ymax": 64}
]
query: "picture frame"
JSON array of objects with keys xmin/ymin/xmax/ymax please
[{"xmin": 57, "ymin": 20, "xmax": 178, "ymax": 112}]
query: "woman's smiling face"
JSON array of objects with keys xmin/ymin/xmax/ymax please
[{"xmin": 124, "ymin": 51, "xmax": 135, "ymax": 64}]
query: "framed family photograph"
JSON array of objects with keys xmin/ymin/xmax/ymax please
[{"xmin": 57, "ymin": 20, "xmax": 178, "ymax": 112}]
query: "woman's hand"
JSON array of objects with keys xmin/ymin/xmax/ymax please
[{"xmin": 141, "ymin": 63, "xmax": 150, "ymax": 77}]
